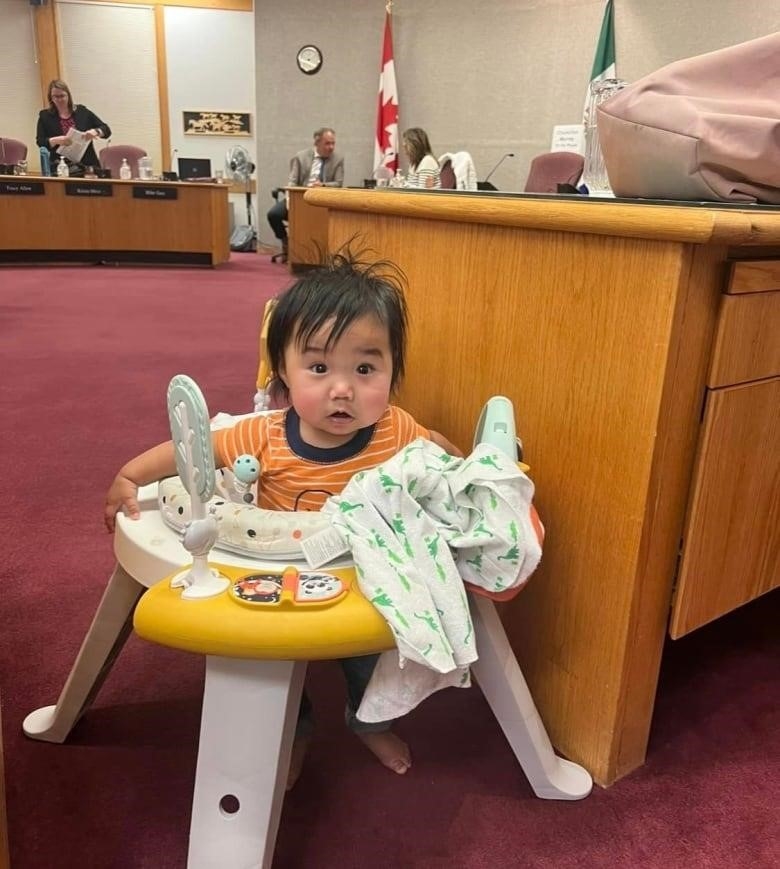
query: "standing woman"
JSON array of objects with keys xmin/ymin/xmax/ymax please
[
  {"xmin": 402, "ymin": 128, "xmax": 441, "ymax": 189},
  {"xmin": 36, "ymin": 80, "xmax": 111, "ymax": 173}
]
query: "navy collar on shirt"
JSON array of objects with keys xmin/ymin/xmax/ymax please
[{"xmin": 285, "ymin": 407, "xmax": 375, "ymax": 463}]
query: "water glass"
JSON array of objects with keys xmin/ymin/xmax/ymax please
[
  {"xmin": 138, "ymin": 156, "xmax": 153, "ymax": 180},
  {"xmin": 583, "ymin": 78, "xmax": 627, "ymax": 195}
]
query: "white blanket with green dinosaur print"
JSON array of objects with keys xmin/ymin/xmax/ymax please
[{"xmin": 321, "ymin": 438, "xmax": 542, "ymax": 722}]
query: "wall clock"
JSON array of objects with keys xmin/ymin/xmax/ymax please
[{"xmin": 296, "ymin": 45, "xmax": 323, "ymax": 75}]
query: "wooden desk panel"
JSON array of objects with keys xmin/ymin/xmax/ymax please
[
  {"xmin": 0, "ymin": 177, "xmax": 230, "ymax": 265},
  {"xmin": 286, "ymin": 186, "xmax": 328, "ymax": 270},
  {"xmin": 305, "ymin": 188, "xmax": 780, "ymax": 786},
  {"xmin": 707, "ymin": 290, "xmax": 780, "ymax": 386}
]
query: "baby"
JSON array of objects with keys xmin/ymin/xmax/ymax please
[{"xmin": 104, "ymin": 250, "xmax": 461, "ymax": 787}]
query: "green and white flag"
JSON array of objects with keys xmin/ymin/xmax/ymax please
[{"xmin": 583, "ymin": 0, "xmax": 616, "ymax": 120}]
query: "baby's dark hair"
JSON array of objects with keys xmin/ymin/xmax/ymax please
[{"xmin": 267, "ymin": 248, "xmax": 408, "ymax": 398}]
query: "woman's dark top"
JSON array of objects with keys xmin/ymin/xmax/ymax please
[{"xmin": 36, "ymin": 105, "xmax": 111, "ymax": 169}]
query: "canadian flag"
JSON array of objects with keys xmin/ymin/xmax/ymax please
[{"xmin": 374, "ymin": 12, "xmax": 399, "ymax": 176}]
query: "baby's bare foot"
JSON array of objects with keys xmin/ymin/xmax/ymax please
[
  {"xmin": 357, "ymin": 730, "xmax": 411, "ymax": 774},
  {"xmin": 286, "ymin": 733, "xmax": 311, "ymax": 791}
]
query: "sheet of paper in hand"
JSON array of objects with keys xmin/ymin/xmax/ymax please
[{"xmin": 57, "ymin": 130, "xmax": 90, "ymax": 164}]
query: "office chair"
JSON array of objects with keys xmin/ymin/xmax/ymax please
[
  {"xmin": 0, "ymin": 138, "xmax": 28, "ymax": 166},
  {"xmin": 438, "ymin": 152, "xmax": 478, "ymax": 190},
  {"xmin": 523, "ymin": 151, "xmax": 584, "ymax": 194},
  {"xmin": 99, "ymin": 144, "xmax": 147, "ymax": 179},
  {"xmin": 439, "ymin": 158, "xmax": 457, "ymax": 189}
]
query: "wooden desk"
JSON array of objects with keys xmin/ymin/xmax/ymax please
[
  {"xmin": 306, "ymin": 187, "xmax": 780, "ymax": 786},
  {"xmin": 0, "ymin": 176, "xmax": 230, "ymax": 266},
  {"xmin": 285, "ymin": 186, "xmax": 329, "ymax": 271},
  {"xmin": 228, "ymin": 178, "xmax": 256, "ymax": 196}
]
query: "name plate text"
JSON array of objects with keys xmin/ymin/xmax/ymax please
[
  {"xmin": 65, "ymin": 183, "xmax": 114, "ymax": 197},
  {"xmin": 132, "ymin": 185, "xmax": 178, "ymax": 200},
  {"xmin": 0, "ymin": 181, "xmax": 45, "ymax": 196}
]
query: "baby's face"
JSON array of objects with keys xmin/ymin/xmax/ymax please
[{"xmin": 282, "ymin": 314, "xmax": 393, "ymax": 449}]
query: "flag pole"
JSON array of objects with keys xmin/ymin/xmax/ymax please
[
  {"xmin": 584, "ymin": 0, "xmax": 616, "ymax": 121},
  {"xmin": 375, "ymin": 1, "xmax": 400, "ymax": 178}
]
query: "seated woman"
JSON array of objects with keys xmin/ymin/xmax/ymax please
[
  {"xmin": 401, "ymin": 127, "xmax": 441, "ymax": 189},
  {"xmin": 36, "ymin": 79, "xmax": 111, "ymax": 174}
]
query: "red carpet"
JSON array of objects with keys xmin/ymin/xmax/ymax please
[{"xmin": 1, "ymin": 255, "xmax": 778, "ymax": 868}]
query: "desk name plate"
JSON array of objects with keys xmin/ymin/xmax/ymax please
[
  {"xmin": 65, "ymin": 182, "xmax": 113, "ymax": 198},
  {"xmin": 132, "ymin": 185, "xmax": 178, "ymax": 201},
  {"xmin": 0, "ymin": 180, "xmax": 45, "ymax": 196}
]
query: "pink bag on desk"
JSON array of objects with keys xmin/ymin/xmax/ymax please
[{"xmin": 597, "ymin": 33, "xmax": 780, "ymax": 204}]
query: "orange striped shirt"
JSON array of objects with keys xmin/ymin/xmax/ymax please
[{"xmin": 213, "ymin": 406, "xmax": 430, "ymax": 512}]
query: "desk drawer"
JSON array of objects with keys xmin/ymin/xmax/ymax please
[
  {"xmin": 727, "ymin": 259, "xmax": 780, "ymax": 294},
  {"xmin": 671, "ymin": 377, "xmax": 780, "ymax": 638},
  {"xmin": 708, "ymin": 290, "xmax": 780, "ymax": 387}
]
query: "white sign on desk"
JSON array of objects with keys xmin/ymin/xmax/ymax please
[{"xmin": 551, "ymin": 124, "xmax": 585, "ymax": 154}]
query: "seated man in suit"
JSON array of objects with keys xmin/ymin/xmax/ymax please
[{"xmin": 268, "ymin": 127, "xmax": 345, "ymax": 262}]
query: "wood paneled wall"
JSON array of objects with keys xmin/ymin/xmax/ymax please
[{"xmin": 32, "ymin": 0, "xmax": 250, "ymax": 171}]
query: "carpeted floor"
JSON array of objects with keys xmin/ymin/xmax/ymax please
[{"xmin": 0, "ymin": 255, "xmax": 777, "ymax": 868}]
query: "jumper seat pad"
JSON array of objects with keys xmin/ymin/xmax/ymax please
[{"xmin": 158, "ymin": 473, "xmax": 329, "ymax": 560}]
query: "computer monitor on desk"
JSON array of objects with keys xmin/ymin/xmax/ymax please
[{"xmin": 178, "ymin": 157, "xmax": 212, "ymax": 181}]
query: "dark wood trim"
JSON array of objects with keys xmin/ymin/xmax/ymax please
[
  {"xmin": 154, "ymin": 5, "xmax": 172, "ymax": 171},
  {"xmin": 33, "ymin": 4, "xmax": 61, "ymax": 105},
  {"xmin": 0, "ymin": 250, "xmax": 215, "ymax": 266}
]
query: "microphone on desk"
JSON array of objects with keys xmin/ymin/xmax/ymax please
[
  {"xmin": 162, "ymin": 148, "xmax": 180, "ymax": 182},
  {"xmin": 481, "ymin": 153, "xmax": 515, "ymax": 189}
]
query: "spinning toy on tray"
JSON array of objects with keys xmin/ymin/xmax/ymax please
[{"xmin": 166, "ymin": 374, "xmax": 230, "ymax": 599}]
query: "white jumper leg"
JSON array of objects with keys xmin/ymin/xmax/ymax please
[
  {"xmin": 470, "ymin": 595, "xmax": 592, "ymax": 799},
  {"xmin": 23, "ymin": 563, "xmax": 145, "ymax": 743},
  {"xmin": 187, "ymin": 656, "xmax": 307, "ymax": 869}
]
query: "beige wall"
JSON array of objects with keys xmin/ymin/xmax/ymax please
[
  {"xmin": 58, "ymin": 0, "xmax": 163, "ymax": 169},
  {"xmin": 0, "ymin": 0, "xmax": 42, "ymax": 154},
  {"xmin": 255, "ymin": 0, "xmax": 779, "ymax": 191},
  {"xmin": 2, "ymin": 1, "xmax": 777, "ymax": 200}
]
